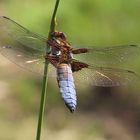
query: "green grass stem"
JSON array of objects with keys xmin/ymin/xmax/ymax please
[{"xmin": 36, "ymin": 0, "xmax": 60, "ymax": 140}]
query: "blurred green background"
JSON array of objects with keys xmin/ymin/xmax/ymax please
[{"xmin": 0, "ymin": 0, "xmax": 140, "ymax": 140}]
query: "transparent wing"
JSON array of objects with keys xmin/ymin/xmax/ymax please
[
  {"xmin": 0, "ymin": 16, "xmax": 48, "ymax": 74},
  {"xmin": 0, "ymin": 45, "xmax": 45, "ymax": 74},
  {"xmin": 73, "ymin": 65, "xmax": 139, "ymax": 87},
  {"xmin": 73, "ymin": 45, "xmax": 140, "ymax": 66},
  {"xmin": 0, "ymin": 16, "xmax": 47, "ymax": 51}
]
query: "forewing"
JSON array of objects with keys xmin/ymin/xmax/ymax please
[
  {"xmin": 73, "ymin": 65, "xmax": 139, "ymax": 87},
  {"xmin": 73, "ymin": 45, "xmax": 140, "ymax": 66},
  {"xmin": 0, "ymin": 16, "xmax": 48, "ymax": 74}
]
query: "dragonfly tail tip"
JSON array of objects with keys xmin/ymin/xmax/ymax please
[{"xmin": 70, "ymin": 107, "xmax": 76, "ymax": 113}]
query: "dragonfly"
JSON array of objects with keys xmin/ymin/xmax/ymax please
[{"xmin": 0, "ymin": 16, "xmax": 140, "ymax": 112}]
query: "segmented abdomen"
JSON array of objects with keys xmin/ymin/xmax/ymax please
[{"xmin": 57, "ymin": 63, "xmax": 77, "ymax": 112}]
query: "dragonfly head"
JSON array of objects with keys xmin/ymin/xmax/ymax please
[{"xmin": 51, "ymin": 31, "xmax": 67, "ymax": 40}]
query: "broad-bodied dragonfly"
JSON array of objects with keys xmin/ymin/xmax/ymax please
[{"xmin": 0, "ymin": 16, "xmax": 139, "ymax": 112}]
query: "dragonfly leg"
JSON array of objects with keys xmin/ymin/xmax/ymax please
[
  {"xmin": 46, "ymin": 55, "xmax": 59, "ymax": 67},
  {"xmin": 51, "ymin": 31, "xmax": 67, "ymax": 40},
  {"xmin": 71, "ymin": 60, "xmax": 88, "ymax": 72},
  {"xmin": 72, "ymin": 48, "xmax": 89, "ymax": 54},
  {"xmin": 47, "ymin": 39, "xmax": 61, "ymax": 49},
  {"xmin": 47, "ymin": 39, "xmax": 72, "ymax": 51}
]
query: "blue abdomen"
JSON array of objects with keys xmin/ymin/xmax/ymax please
[{"xmin": 57, "ymin": 63, "xmax": 77, "ymax": 112}]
